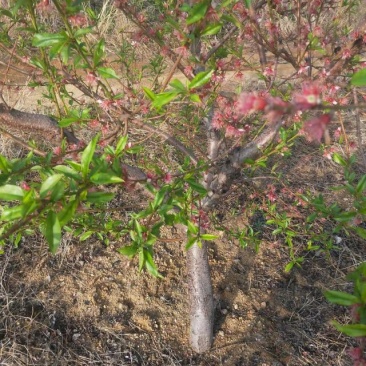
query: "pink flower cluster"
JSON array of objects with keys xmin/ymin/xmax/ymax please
[
  {"xmin": 235, "ymin": 82, "xmax": 332, "ymax": 143},
  {"xmin": 212, "ymin": 96, "xmax": 250, "ymax": 137}
]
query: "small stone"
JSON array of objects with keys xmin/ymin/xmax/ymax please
[
  {"xmin": 218, "ymin": 330, "xmax": 224, "ymax": 337},
  {"xmin": 233, "ymin": 304, "xmax": 238, "ymax": 310},
  {"xmin": 221, "ymin": 308, "xmax": 228, "ymax": 315},
  {"xmin": 44, "ymin": 275, "xmax": 51, "ymax": 284},
  {"xmin": 72, "ymin": 333, "xmax": 81, "ymax": 342},
  {"xmin": 260, "ymin": 302, "xmax": 266, "ymax": 309}
]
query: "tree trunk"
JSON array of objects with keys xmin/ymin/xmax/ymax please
[{"xmin": 187, "ymin": 240, "xmax": 214, "ymax": 353}]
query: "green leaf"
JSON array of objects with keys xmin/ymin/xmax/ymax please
[
  {"xmin": 169, "ymin": 79, "xmax": 186, "ymax": 92},
  {"xmin": 60, "ymin": 44, "xmax": 70, "ymax": 63},
  {"xmin": 187, "ymin": 220, "xmax": 198, "ymax": 235},
  {"xmin": 32, "ymin": 32, "xmax": 68, "ymax": 47},
  {"xmin": 54, "ymin": 165, "xmax": 82, "ymax": 181},
  {"xmin": 185, "ymin": 178, "xmax": 207, "ymax": 195},
  {"xmin": 186, "ymin": 236, "xmax": 198, "ymax": 250},
  {"xmin": 244, "ymin": 0, "xmax": 252, "ymax": 8},
  {"xmin": 80, "ymin": 231, "xmax": 93, "ymax": 241},
  {"xmin": 49, "ymin": 40, "xmax": 69, "ymax": 60},
  {"xmin": 285, "ymin": 261, "xmax": 295, "ymax": 273},
  {"xmin": 200, "ymin": 233, "xmax": 218, "ymax": 241},
  {"xmin": 152, "ymin": 187, "xmax": 168, "ymax": 210},
  {"xmin": 118, "ymin": 244, "xmax": 138, "ymax": 257},
  {"xmin": 58, "ymin": 200, "xmax": 78, "ymax": 227},
  {"xmin": 221, "ymin": 14, "xmax": 242, "ymax": 28},
  {"xmin": 186, "ymin": 1, "xmax": 209, "ymax": 25},
  {"xmin": 74, "ymin": 26, "xmax": 94, "ymax": 38},
  {"xmin": 144, "ymin": 249, "xmax": 163, "ymax": 278},
  {"xmin": 190, "ymin": 93, "xmax": 201, "ymax": 103},
  {"xmin": 331, "ymin": 322, "xmax": 366, "ymax": 337},
  {"xmin": 201, "ymin": 23, "xmax": 222, "ymax": 36},
  {"xmin": 40, "ymin": 174, "xmax": 63, "ymax": 199},
  {"xmin": 188, "ymin": 69, "xmax": 213, "ymax": 90},
  {"xmin": 332, "ymin": 152, "xmax": 346, "ymax": 166},
  {"xmin": 1, "ymin": 205, "xmax": 24, "ymax": 221},
  {"xmin": 115, "ymin": 135, "xmax": 128, "ymax": 156},
  {"xmin": 86, "ymin": 191, "xmax": 115, "ymax": 203},
  {"xmin": 324, "ymin": 290, "xmax": 359, "ymax": 306},
  {"xmin": 351, "ymin": 68, "xmax": 366, "ymax": 86},
  {"xmin": 354, "ymin": 227, "xmax": 366, "ymax": 240},
  {"xmin": 0, "ymin": 185, "xmax": 24, "ymax": 201},
  {"xmin": 152, "ymin": 91, "xmax": 179, "ymax": 109},
  {"xmin": 50, "ymin": 181, "xmax": 65, "ymax": 202},
  {"xmin": 90, "ymin": 173, "xmax": 123, "ymax": 185},
  {"xmin": 356, "ymin": 175, "xmax": 366, "ymax": 193},
  {"xmin": 45, "ymin": 211, "xmax": 61, "ymax": 254},
  {"xmin": 0, "ymin": 155, "xmax": 10, "ymax": 173},
  {"xmin": 334, "ymin": 211, "xmax": 357, "ymax": 222},
  {"xmin": 0, "ymin": 9, "xmax": 13, "ymax": 18},
  {"xmin": 143, "ymin": 87, "xmax": 156, "ymax": 101},
  {"xmin": 81, "ymin": 135, "xmax": 98, "ymax": 178},
  {"xmin": 93, "ymin": 39, "xmax": 105, "ymax": 66},
  {"xmin": 97, "ymin": 67, "xmax": 119, "ymax": 79}
]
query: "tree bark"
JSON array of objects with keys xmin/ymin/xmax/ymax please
[{"xmin": 187, "ymin": 240, "xmax": 214, "ymax": 353}]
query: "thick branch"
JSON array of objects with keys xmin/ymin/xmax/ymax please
[{"xmin": 202, "ymin": 120, "xmax": 282, "ymax": 210}]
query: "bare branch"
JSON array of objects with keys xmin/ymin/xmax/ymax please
[{"xmin": 203, "ymin": 120, "xmax": 282, "ymax": 209}]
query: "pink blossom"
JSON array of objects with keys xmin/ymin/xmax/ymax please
[
  {"xmin": 267, "ymin": 185, "xmax": 277, "ymax": 202},
  {"xmin": 98, "ymin": 139, "xmax": 108, "ymax": 147},
  {"xmin": 36, "ymin": 0, "xmax": 51, "ymax": 11},
  {"xmin": 313, "ymin": 26, "xmax": 323, "ymax": 37},
  {"xmin": 137, "ymin": 13, "xmax": 146, "ymax": 23},
  {"xmin": 212, "ymin": 111, "xmax": 224, "ymax": 130},
  {"xmin": 233, "ymin": 59, "xmax": 242, "ymax": 69},
  {"xmin": 303, "ymin": 114, "xmax": 331, "ymax": 142},
  {"xmin": 101, "ymin": 124, "xmax": 110, "ymax": 136},
  {"xmin": 160, "ymin": 46, "xmax": 169, "ymax": 57},
  {"xmin": 88, "ymin": 119, "xmax": 100, "ymax": 129},
  {"xmin": 328, "ymin": 84, "xmax": 340, "ymax": 94},
  {"xmin": 263, "ymin": 66, "xmax": 274, "ymax": 77},
  {"xmin": 348, "ymin": 347, "xmax": 363, "ymax": 362},
  {"xmin": 225, "ymin": 126, "xmax": 244, "ymax": 137},
  {"xmin": 265, "ymin": 97, "xmax": 288, "ymax": 123},
  {"xmin": 68, "ymin": 14, "xmax": 88, "ymax": 27},
  {"xmin": 237, "ymin": 93, "xmax": 267, "ymax": 115},
  {"xmin": 265, "ymin": 21, "xmax": 278, "ymax": 35},
  {"xmin": 297, "ymin": 65, "xmax": 309, "ymax": 75},
  {"xmin": 342, "ymin": 49, "xmax": 351, "ymax": 59},
  {"xmin": 206, "ymin": 6, "xmax": 219, "ymax": 22},
  {"xmin": 53, "ymin": 146, "xmax": 62, "ymax": 156},
  {"xmin": 333, "ymin": 127, "xmax": 341, "ymax": 139},
  {"xmin": 146, "ymin": 171, "xmax": 156, "ymax": 183},
  {"xmin": 211, "ymin": 72, "xmax": 225, "ymax": 83},
  {"xmin": 175, "ymin": 46, "xmax": 188, "ymax": 57},
  {"xmin": 20, "ymin": 181, "xmax": 31, "ymax": 191},
  {"xmin": 98, "ymin": 99, "xmax": 114, "ymax": 111},
  {"xmin": 184, "ymin": 65, "xmax": 194, "ymax": 77},
  {"xmin": 293, "ymin": 82, "xmax": 322, "ymax": 110},
  {"xmin": 163, "ymin": 173, "xmax": 172, "ymax": 184},
  {"xmin": 86, "ymin": 72, "xmax": 99, "ymax": 85},
  {"xmin": 114, "ymin": 0, "xmax": 128, "ymax": 7},
  {"xmin": 323, "ymin": 146, "xmax": 337, "ymax": 160},
  {"xmin": 216, "ymin": 59, "xmax": 226, "ymax": 70}
]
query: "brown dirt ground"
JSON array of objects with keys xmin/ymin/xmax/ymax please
[
  {"xmin": 0, "ymin": 140, "xmax": 364, "ymax": 365},
  {"xmin": 0, "ymin": 57, "xmax": 366, "ymax": 365}
]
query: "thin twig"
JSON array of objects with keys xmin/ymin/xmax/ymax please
[
  {"xmin": 161, "ymin": 54, "xmax": 183, "ymax": 92},
  {"xmin": 353, "ymin": 87, "xmax": 366, "ymax": 167},
  {"xmin": 0, "ymin": 124, "xmax": 47, "ymax": 157}
]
